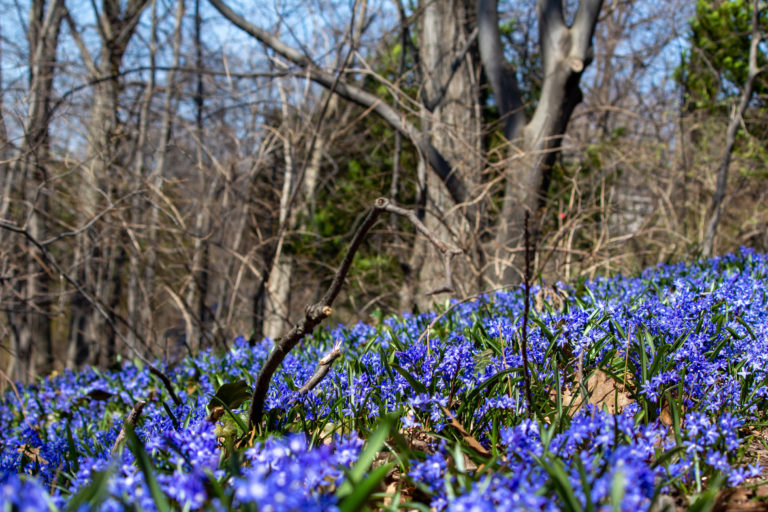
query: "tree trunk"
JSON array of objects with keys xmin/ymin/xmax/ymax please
[
  {"xmin": 68, "ymin": 0, "xmax": 150, "ymax": 368},
  {"xmin": 408, "ymin": 0, "xmax": 481, "ymax": 309},
  {"xmin": 700, "ymin": 0, "xmax": 762, "ymax": 258},
  {"xmin": 145, "ymin": 0, "xmax": 184, "ymax": 349},
  {"xmin": 263, "ymin": 83, "xmax": 327, "ymax": 339},
  {"xmin": 15, "ymin": 0, "xmax": 66, "ymax": 380},
  {"xmin": 184, "ymin": 0, "xmax": 212, "ymax": 353},
  {"xmin": 482, "ymin": 0, "xmax": 603, "ymax": 285},
  {"xmin": 0, "ymin": 25, "xmax": 9, "ymax": 225},
  {"xmin": 210, "ymin": 0, "xmax": 603, "ymax": 305},
  {"xmin": 127, "ymin": 0, "xmax": 159, "ymax": 353}
]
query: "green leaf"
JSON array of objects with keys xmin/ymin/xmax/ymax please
[
  {"xmin": 534, "ymin": 455, "xmax": 584, "ymax": 512},
  {"xmin": 687, "ymin": 474, "xmax": 724, "ymax": 512},
  {"xmin": 736, "ymin": 315, "xmax": 758, "ymax": 340},
  {"xmin": 337, "ymin": 417, "xmax": 394, "ymax": 501},
  {"xmin": 126, "ymin": 425, "xmax": 171, "ymax": 512},
  {"xmin": 339, "ymin": 463, "xmax": 392, "ymax": 512},
  {"xmin": 65, "ymin": 467, "xmax": 112, "ymax": 512},
  {"xmin": 351, "ymin": 418, "xmax": 392, "ymax": 483},
  {"xmin": 610, "ymin": 469, "xmax": 625, "ymax": 512},
  {"xmin": 65, "ymin": 422, "xmax": 80, "ymax": 475},
  {"xmin": 390, "ymin": 364, "xmax": 428, "ymax": 395},
  {"xmin": 459, "ymin": 368, "xmax": 521, "ymax": 416},
  {"xmin": 207, "ymin": 380, "xmax": 252, "ymax": 413}
]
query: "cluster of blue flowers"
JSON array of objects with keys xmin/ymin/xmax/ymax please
[{"xmin": 2, "ymin": 248, "xmax": 768, "ymax": 510}]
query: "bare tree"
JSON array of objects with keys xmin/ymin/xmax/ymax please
[
  {"xmin": 5, "ymin": 0, "xmax": 757, "ymax": 385},
  {"xmin": 701, "ymin": 0, "xmax": 766, "ymax": 257},
  {"xmin": 208, "ymin": 0, "xmax": 603, "ymax": 295},
  {"xmin": 479, "ymin": 0, "xmax": 603, "ymax": 283},
  {"xmin": 9, "ymin": 0, "xmax": 67, "ymax": 380},
  {"xmin": 66, "ymin": 0, "xmax": 150, "ymax": 367}
]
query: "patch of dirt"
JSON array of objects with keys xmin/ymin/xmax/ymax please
[
  {"xmin": 713, "ymin": 487, "xmax": 768, "ymax": 511},
  {"xmin": 712, "ymin": 433, "xmax": 768, "ymax": 511}
]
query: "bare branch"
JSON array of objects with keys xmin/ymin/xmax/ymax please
[
  {"xmin": 381, "ymin": 201, "xmax": 463, "ymax": 295},
  {"xmin": 207, "ymin": 0, "xmax": 471, "ymax": 215},
  {"xmin": 111, "ymin": 400, "xmax": 147, "ymax": 455},
  {"xmin": 298, "ymin": 341, "xmax": 342, "ymax": 394},
  {"xmin": 571, "ymin": 0, "xmax": 604, "ymax": 64},
  {"xmin": 424, "ymin": 27, "xmax": 479, "ymax": 112},
  {"xmin": 247, "ymin": 197, "xmax": 462, "ymax": 429},
  {"xmin": 477, "ymin": 0, "xmax": 525, "ymax": 138},
  {"xmin": 64, "ymin": 10, "xmax": 98, "ymax": 77}
]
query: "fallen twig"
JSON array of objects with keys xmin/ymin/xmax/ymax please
[
  {"xmin": 299, "ymin": 341, "xmax": 342, "ymax": 394},
  {"xmin": 440, "ymin": 405, "xmax": 490, "ymax": 457},
  {"xmin": 248, "ymin": 197, "xmax": 462, "ymax": 429},
  {"xmin": 111, "ymin": 400, "xmax": 147, "ymax": 455}
]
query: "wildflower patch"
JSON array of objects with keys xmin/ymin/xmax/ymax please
[{"xmin": 2, "ymin": 249, "xmax": 768, "ymax": 510}]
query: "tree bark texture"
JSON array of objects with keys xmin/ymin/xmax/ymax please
[
  {"xmin": 15, "ymin": 0, "xmax": 67, "ymax": 380},
  {"xmin": 68, "ymin": 0, "xmax": 150, "ymax": 368},
  {"xmin": 484, "ymin": 0, "xmax": 603, "ymax": 285},
  {"xmin": 411, "ymin": 0, "xmax": 482, "ymax": 306}
]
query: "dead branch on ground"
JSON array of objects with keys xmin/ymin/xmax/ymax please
[{"xmin": 248, "ymin": 196, "xmax": 462, "ymax": 429}]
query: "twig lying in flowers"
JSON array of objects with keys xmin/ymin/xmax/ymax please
[
  {"xmin": 299, "ymin": 341, "xmax": 342, "ymax": 394},
  {"xmin": 111, "ymin": 400, "xmax": 147, "ymax": 455},
  {"xmin": 248, "ymin": 197, "xmax": 462, "ymax": 429}
]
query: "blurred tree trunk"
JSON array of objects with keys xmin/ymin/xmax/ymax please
[
  {"xmin": 0, "ymin": 25, "xmax": 8, "ymax": 219},
  {"xmin": 185, "ymin": 0, "xmax": 212, "ymax": 353},
  {"xmin": 210, "ymin": 0, "xmax": 603, "ymax": 300},
  {"xmin": 403, "ymin": 0, "xmax": 482, "ymax": 310},
  {"xmin": 263, "ymin": 81, "xmax": 296, "ymax": 340},
  {"xmin": 67, "ymin": 0, "xmax": 150, "ymax": 368},
  {"xmin": 127, "ymin": 0, "xmax": 159, "ymax": 355},
  {"xmin": 263, "ymin": 85, "xmax": 329, "ymax": 340},
  {"xmin": 480, "ymin": 0, "xmax": 603, "ymax": 285},
  {"xmin": 12, "ymin": 0, "xmax": 67, "ymax": 380},
  {"xmin": 145, "ymin": 0, "xmax": 185, "ymax": 356},
  {"xmin": 0, "ymin": 22, "xmax": 14, "ymax": 368}
]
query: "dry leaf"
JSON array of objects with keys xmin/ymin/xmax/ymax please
[
  {"xmin": 713, "ymin": 487, "xmax": 768, "ymax": 512},
  {"xmin": 17, "ymin": 445, "xmax": 48, "ymax": 466},
  {"xmin": 207, "ymin": 406, "xmax": 226, "ymax": 423},
  {"xmin": 559, "ymin": 369, "xmax": 634, "ymax": 416},
  {"xmin": 659, "ymin": 401, "xmax": 686, "ymax": 427},
  {"xmin": 401, "ymin": 426, "xmax": 439, "ymax": 454},
  {"xmin": 440, "ymin": 405, "xmax": 490, "ymax": 456},
  {"xmin": 383, "ymin": 480, "xmax": 399, "ymax": 507},
  {"xmin": 534, "ymin": 286, "xmax": 567, "ymax": 313}
]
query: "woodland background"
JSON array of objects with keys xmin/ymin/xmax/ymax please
[{"xmin": 0, "ymin": 0, "xmax": 766, "ymax": 385}]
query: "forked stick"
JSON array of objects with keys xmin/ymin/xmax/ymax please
[{"xmin": 248, "ymin": 197, "xmax": 462, "ymax": 429}]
